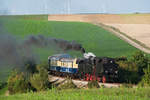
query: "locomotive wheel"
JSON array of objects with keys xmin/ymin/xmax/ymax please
[{"xmin": 102, "ymin": 76, "xmax": 106, "ymax": 83}]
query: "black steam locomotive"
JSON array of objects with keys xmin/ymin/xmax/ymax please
[{"xmin": 48, "ymin": 54, "xmax": 119, "ymax": 83}]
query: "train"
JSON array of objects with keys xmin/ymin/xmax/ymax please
[{"xmin": 48, "ymin": 54, "xmax": 119, "ymax": 83}]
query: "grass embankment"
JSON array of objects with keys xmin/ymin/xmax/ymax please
[{"xmin": 0, "ymin": 88, "xmax": 150, "ymax": 100}]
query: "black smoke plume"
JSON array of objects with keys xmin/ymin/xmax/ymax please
[
  {"xmin": 0, "ymin": 34, "xmax": 37, "ymax": 69},
  {"xmin": 23, "ymin": 35, "xmax": 85, "ymax": 53},
  {"xmin": 0, "ymin": 34, "xmax": 85, "ymax": 70}
]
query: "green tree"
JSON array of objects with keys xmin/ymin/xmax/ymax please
[{"xmin": 131, "ymin": 51, "xmax": 149, "ymax": 76}]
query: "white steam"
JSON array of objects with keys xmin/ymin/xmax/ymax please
[{"xmin": 83, "ymin": 52, "xmax": 96, "ymax": 59}]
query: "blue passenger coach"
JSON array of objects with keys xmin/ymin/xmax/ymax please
[{"xmin": 48, "ymin": 54, "xmax": 78, "ymax": 74}]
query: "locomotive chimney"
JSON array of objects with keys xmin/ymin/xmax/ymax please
[{"xmin": 81, "ymin": 47, "xmax": 85, "ymax": 53}]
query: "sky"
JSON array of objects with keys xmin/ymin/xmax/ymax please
[{"xmin": 0, "ymin": 0, "xmax": 150, "ymax": 15}]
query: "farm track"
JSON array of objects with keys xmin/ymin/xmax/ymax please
[{"xmin": 49, "ymin": 75, "xmax": 121, "ymax": 88}]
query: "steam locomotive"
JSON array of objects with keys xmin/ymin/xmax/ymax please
[{"xmin": 48, "ymin": 54, "xmax": 119, "ymax": 83}]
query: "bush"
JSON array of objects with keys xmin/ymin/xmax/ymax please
[
  {"xmin": 57, "ymin": 78, "xmax": 77, "ymax": 90},
  {"xmin": 7, "ymin": 70, "xmax": 31, "ymax": 94},
  {"xmin": 131, "ymin": 51, "xmax": 149, "ymax": 76},
  {"xmin": 87, "ymin": 80, "xmax": 100, "ymax": 89},
  {"xmin": 139, "ymin": 65, "xmax": 150, "ymax": 87},
  {"xmin": 30, "ymin": 62, "xmax": 50, "ymax": 91},
  {"xmin": 30, "ymin": 73, "xmax": 50, "ymax": 91},
  {"xmin": 117, "ymin": 61, "xmax": 139, "ymax": 83},
  {"xmin": 25, "ymin": 60, "xmax": 37, "ymax": 74},
  {"xmin": 0, "ymin": 81, "xmax": 7, "ymax": 90}
]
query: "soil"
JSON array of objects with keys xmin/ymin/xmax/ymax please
[{"xmin": 48, "ymin": 14, "xmax": 150, "ymax": 24}]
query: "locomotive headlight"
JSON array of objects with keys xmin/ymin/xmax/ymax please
[{"xmin": 105, "ymin": 70, "xmax": 108, "ymax": 73}]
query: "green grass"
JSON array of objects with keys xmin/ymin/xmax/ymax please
[
  {"xmin": 0, "ymin": 87, "xmax": 7, "ymax": 95},
  {"xmin": 0, "ymin": 15, "xmax": 137, "ymax": 58},
  {"xmin": 0, "ymin": 88, "xmax": 150, "ymax": 100}
]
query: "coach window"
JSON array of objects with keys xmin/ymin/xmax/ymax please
[
  {"xmin": 66, "ymin": 62, "xmax": 68, "ymax": 67},
  {"xmin": 61, "ymin": 62, "xmax": 62, "ymax": 66},
  {"xmin": 63, "ymin": 62, "xmax": 65, "ymax": 66}
]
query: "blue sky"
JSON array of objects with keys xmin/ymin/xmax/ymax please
[{"xmin": 0, "ymin": 0, "xmax": 150, "ymax": 15}]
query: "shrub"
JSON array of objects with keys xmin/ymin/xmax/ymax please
[
  {"xmin": 57, "ymin": 78, "xmax": 77, "ymax": 90},
  {"xmin": 25, "ymin": 60, "xmax": 37, "ymax": 74},
  {"xmin": 0, "ymin": 80, "xmax": 7, "ymax": 89},
  {"xmin": 131, "ymin": 51, "xmax": 149, "ymax": 76},
  {"xmin": 117, "ymin": 61, "xmax": 139, "ymax": 83},
  {"xmin": 139, "ymin": 65, "xmax": 150, "ymax": 87},
  {"xmin": 30, "ymin": 62, "xmax": 50, "ymax": 91},
  {"xmin": 87, "ymin": 80, "xmax": 100, "ymax": 89},
  {"xmin": 30, "ymin": 73, "xmax": 49, "ymax": 91},
  {"xmin": 7, "ymin": 70, "xmax": 31, "ymax": 94}
]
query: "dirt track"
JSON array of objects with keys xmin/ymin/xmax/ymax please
[{"xmin": 48, "ymin": 14, "xmax": 150, "ymax": 53}]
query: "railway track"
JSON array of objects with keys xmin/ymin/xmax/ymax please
[{"xmin": 48, "ymin": 75, "xmax": 121, "ymax": 88}]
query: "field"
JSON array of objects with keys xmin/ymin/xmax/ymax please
[
  {"xmin": 48, "ymin": 14, "xmax": 150, "ymax": 24},
  {"xmin": 105, "ymin": 24, "xmax": 150, "ymax": 48},
  {"xmin": 0, "ymin": 15, "xmax": 137, "ymax": 58},
  {"xmin": 1, "ymin": 88, "xmax": 150, "ymax": 100}
]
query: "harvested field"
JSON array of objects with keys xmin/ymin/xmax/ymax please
[
  {"xmin": 48, "ymin": 14, "xmax": 150, "ymax": 24},
  {"xmin": 106, "ymin": 24, "xmax": 150, "ymax": 48}
]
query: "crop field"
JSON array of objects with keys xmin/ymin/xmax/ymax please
[
  {"xmin": 105, "ymin": 24, "xmax": 150, "ymax": 48},
  {"xmin": 0, "ymin": 15, "xmax": 137, "ymax": 58},
  {"xmin": 1, "ymin": 88, "xmax": 150, "ymax": 100}
]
